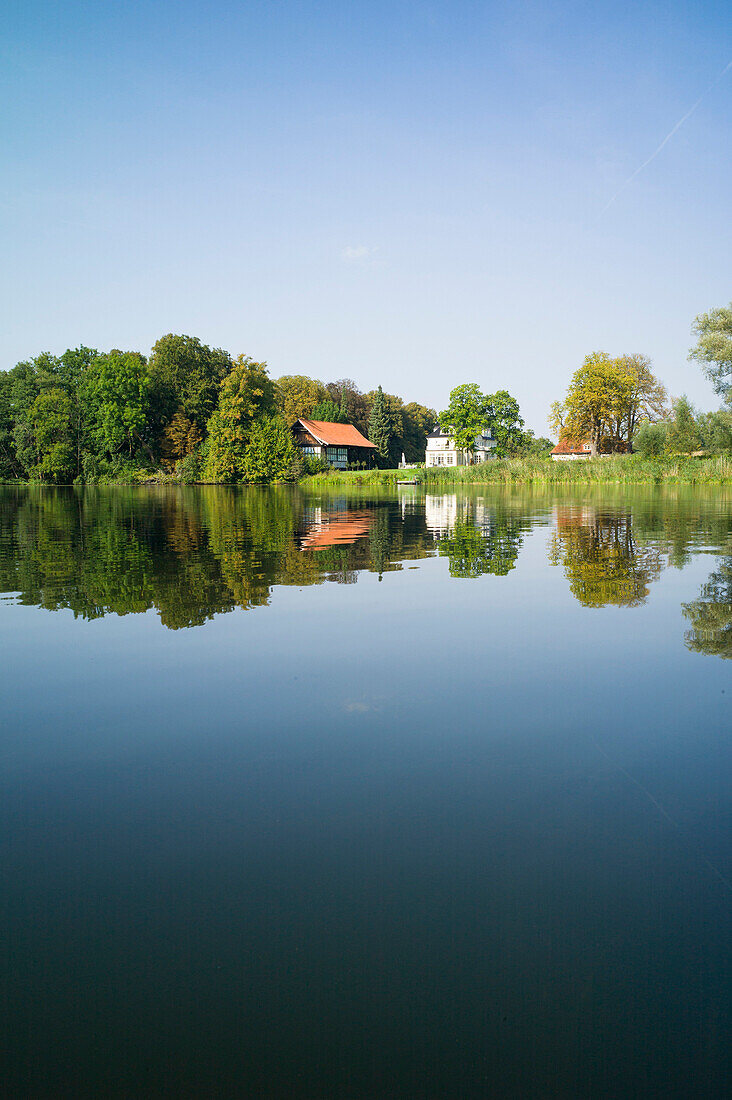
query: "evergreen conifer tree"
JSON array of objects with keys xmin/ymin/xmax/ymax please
[{"xmin": 368, "ymin": 385, "xmax": 392, "ymax": 466}]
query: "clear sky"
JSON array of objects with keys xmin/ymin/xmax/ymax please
[{"xmin": 2, "ymin": 0, "xmax": 730, "ymax": 432}]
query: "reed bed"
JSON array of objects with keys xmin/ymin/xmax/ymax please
[{"xmin": 301, "ymin": 455, "xmax": 732, "ymax": 488}]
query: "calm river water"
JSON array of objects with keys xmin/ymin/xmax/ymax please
[{"xmin": 1, "ymin": 484, "xmax": 730, "ymax": 1096}]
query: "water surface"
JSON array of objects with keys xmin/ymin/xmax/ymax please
[{"xmin": 1, "ymin": 485, "xmax": 730, "ymax": 1096}]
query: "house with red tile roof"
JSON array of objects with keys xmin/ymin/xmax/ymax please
[
  {"xmin": 291, "ymin": 419, "xmax": 376, "ymax": 469},
  {"xmin": 551, "ymin": 439, "xmax": 592, "ymax": 460}
]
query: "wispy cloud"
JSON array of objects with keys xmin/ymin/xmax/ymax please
[
  {"xmin": 600, "ymin": 59, "xmax": 732, "ymax": 214},
  {"xmin": 341, "ymin": 244, "xmax": 378, "ymax": 263},
  {"xmin": 343, "ymin": 700, "xmax": 372, "ymax": 713}
]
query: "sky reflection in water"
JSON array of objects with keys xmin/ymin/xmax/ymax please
[{"xmin": 1, "ymin": 485, "xmax": 730, "ymax": 1097}]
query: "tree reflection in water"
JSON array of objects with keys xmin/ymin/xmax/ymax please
[
  {"xmin": 683, "ymin": 559, "xmax": 732, "ymax": 658},
  {"xmin": 549, "ymin": 505, "xmax": 663, "ymax": 607},
  {"xmin": 0, "ymin": 486, "xmax": 436, "ymax": 625},
  {"xmin": 436, "ymin": 499, "xmax": 530, "ymax": 578},
  {"xmin": 2, "ymin": 487, "xmax": 732, "ymax": 659}
]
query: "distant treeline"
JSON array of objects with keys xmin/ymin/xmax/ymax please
[
  {"xmin": 0, "ymin": 335, "xmax": 555, "ymax": 484},
  {"xmin": 0, "ymin": 335, "xmax": 445, "ymax": 483}
]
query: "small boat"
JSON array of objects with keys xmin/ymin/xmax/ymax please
[{"xmin": 397, "ymin": 478, "xmax": 417, "ymax": 485}]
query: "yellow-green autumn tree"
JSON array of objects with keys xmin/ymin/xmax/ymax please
[
  {"xmin": 273, "ymin": 375, "xmax": 329, "ymax": 425},
  {"xmin": 551, "ymin": 352, "xmax": 667, "ymax": 455},
  {"xmin": 160, "ymin": 411, "xmax": 202, "ymax": 470},
  {"xmin": 551, "ymin": 353, "xmax": 634, "ymax": 456},
  {"xmin": 615, "ymin": 354, "xmax": 668, "ymax": 444}
]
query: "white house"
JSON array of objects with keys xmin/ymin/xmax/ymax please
[{"xmin": 425, "ymin": 427, "xmax": 496, "ymax": 467}]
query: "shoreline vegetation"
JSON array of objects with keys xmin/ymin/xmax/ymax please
[
  {"xmin": 302, "ymin": 454, "xmax": 732, "ymax": 486},
  {"xmin": 2, "ymin": 306, "xmax": 730, "ymax": 486},
  {"xmin": 4, "ymin": 453, "xmax": 732, "ymax": 488}
]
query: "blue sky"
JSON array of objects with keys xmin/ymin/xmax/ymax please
[{"xmin": 2, "ymin": 0, "xmax": 730, "ymax": 432}]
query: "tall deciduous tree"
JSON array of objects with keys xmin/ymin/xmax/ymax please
[
  {"xmin": 439, "ymin": 383, "xmax": 491, "ymax": 461},
  {"xmin": 553, "ymin": 353, "xmax": 634, "ymax": 457},
  {"xmin": 30, "ymin": 388, "xmax": 75, "ymax": 480},
  {"xmin": 326, "ymin": 379, "xmax": 369, "ymax": 435},
  {"xmin": 615, "ymin": 354, "xmax": 668, "ymax": 447},
  {"xmin": 82, "ymin": 351, "xmax": 151, "ymax": 458},
  {"xmin": 203, "ymin": 357, "xmax": 276, "ymax": 481},
  {"xmin": 689, "ymin": 302, "xmax": 732, "ymax": 396},
  {"xmin": 148, "ymin": 334, "xmax": 233, "ymax": 433},
  {"xmin": 485, "ymin": 390, "xmax": 525, "ymax": 457},
  {"xmin": 274, "ymin": 375, "xmax": 329, "ymax": 425},
  {"xmin": 241, "ymin": 415, "xmax": 299, "ymax": 482},
  {"xmin": 9, "ymin": 354, "xmax": 60, "ymax": 474}
]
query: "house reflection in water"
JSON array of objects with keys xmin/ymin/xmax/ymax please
[
  {"xmin": 424, "ymin": 494, "xmax": 458, "ymax": 536},
  {"xmin": 299, "ymin": 505, "xmax": 375, "ymax": 550},
  {"xmin": 424, "ymin": 494, "xmax": 492, "ymax": 538}
]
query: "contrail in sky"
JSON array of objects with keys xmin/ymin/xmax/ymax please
[{"xmin": 600, "ymin": 58, "xmax": 732, "ymax": 214}]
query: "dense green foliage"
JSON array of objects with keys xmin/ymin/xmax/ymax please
[
  {"xmin": 312, "ymin": 399, "xmax": 347, "ymax": 423},
  {"xmin": 202, "ymin": 357, "xmax": 276, "ymax": 481},
  {"xmin": 148, "ymin": 334, "xmax": 232, "ymax": 432},
  {"xmin": 239, "ymin": 416, "xmax": 299, "ymax": 482},
  {"xmin": 634, "ymin": 421, "xmax": 667, "ymax": 457},
  {"xmin": 437, "ymin": 383, "xmax": 537, "ymax": 459},
  {"xmin": 0, "ymin": 341, "xmax": 316, "ymax": 485},
  {"xmin": 633, "ymin": 394, "xmax": 732, "ymax": 459},
  {"xmin": 689, "ymin": 301, "xmax": 732, "ymax": 396},
  {"xmin": 1, "ymin": 338, "xmax": 441, "ymax": 481}
]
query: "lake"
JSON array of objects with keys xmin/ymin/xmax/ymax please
[{"xmin": 1, "ymin": 484, "xmax": 730, "ymax": 1097}]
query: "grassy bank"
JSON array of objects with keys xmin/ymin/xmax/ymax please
[
  {"xmin": 7, "ymin": 454, "xmax": 732, "ymax": 490},
  {"xmin": 301, "ymin": 455, "xmax": 732, "ymax": 487}
]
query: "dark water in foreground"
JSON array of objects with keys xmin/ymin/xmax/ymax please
[{"xmin": 1, "ymin": 484, "xmax": 730, "ymax": 1097}]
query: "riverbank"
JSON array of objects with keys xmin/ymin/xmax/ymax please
[
  {"xmin": 302, "ymin": 455, "xmax": 732, "ymax": 487},
  {"xmin": 6, "ymin": 454, "xmax": 732, "ymax": 489}
]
